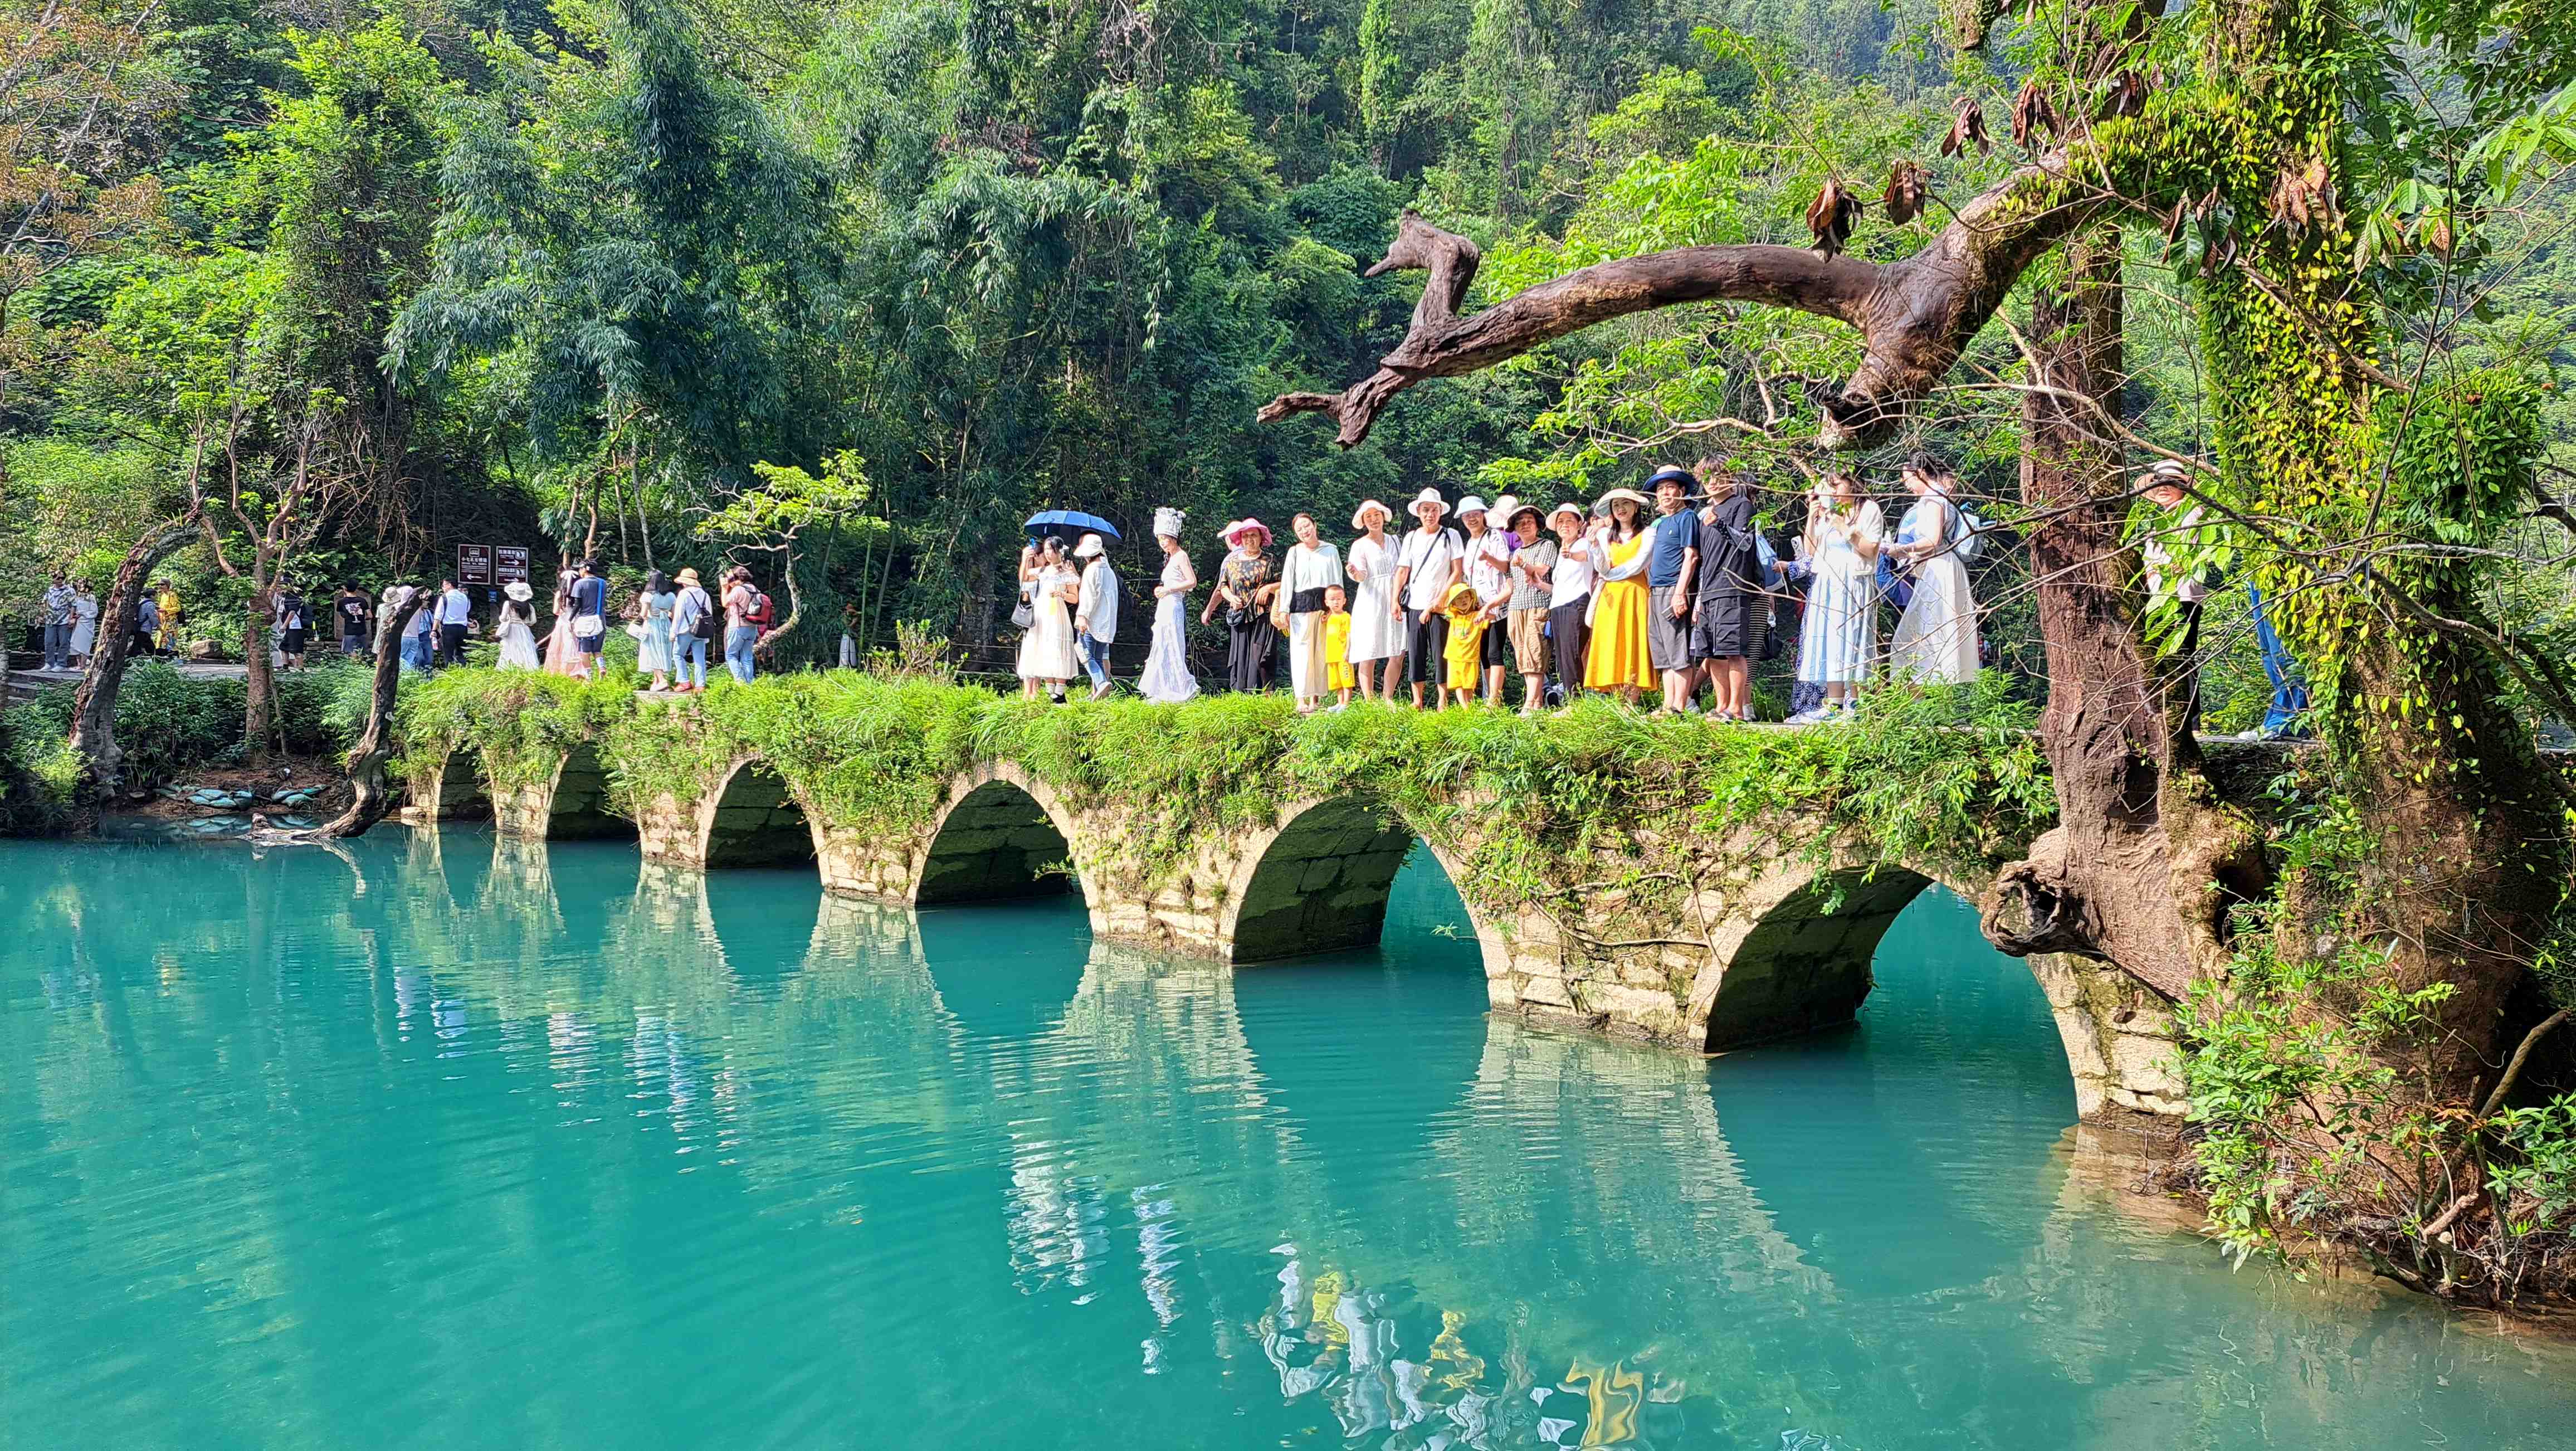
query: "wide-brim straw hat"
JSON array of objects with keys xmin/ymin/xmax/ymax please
[
  {"xmin": 1596, "ymin": 488, "xmax": 1651, "ymax": 510},
  {"xmin": 1219, "ymin": 518, "xmax": 1271, "ymax": 546},
  {"xmin": 676, "ymin": 567, "xmax": 702, "ymax": 586},
  {"xmin": 1351, "ymin": 499, "xmax": 1393, "ymax": 530},
  {"xmin": 1408, "ymin": 486, "xmax": 1447, "ymax": 518}
]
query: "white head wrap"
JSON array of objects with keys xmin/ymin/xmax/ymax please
[{"xmin": 1154, "ymin": 507, "xmax": 1185, "ymax": 539}]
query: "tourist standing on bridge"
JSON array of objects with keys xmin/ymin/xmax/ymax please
[
  {"xmin": 1501, "ymin": 500, "xmax": 1555, "ymax": 715},
  {"xmin": 671, "ymin": 568, "xmax": 713, "ymax": 692},
  {"xmin": 1887, "ymin": 454, "xmax": 1982, "ymax": 686},
  {"xmin": 1206, "ymin": 518, "xmax": 1278, "ymax": 694},
  {"xmin": 496, "ymin": 581, "xmax": 540, "ymax": 670},
  {"xmin": 1281, "ymin": 513, "xmax": 1340, "ymax": 713},
  {"xmin": 566, "ymin": 561, "xmax": 608, "ymax": 680},
  {"xmin": 1072, "ymin": 533, "xmax": 1119, "ymax": 702},
  {"xmin": 635, "ymin": 569, "xmax": 677, "ymax": 692},
  {"xmin": 1788, "ymin": 472, "xmax": 1884, "ymax": 724},
  {"xmin": 1140, "ymin": 508, "xmax": 1199, "ymax": 704},
  {"xmin": 1691, "ymin": 465, "xmax": 1762, "ymax": 720},
  {"xmin": 1457, "ymin": 496, "xmax": 1514, "ymax": 707},
  {"xmin": 719, "ymin": 564, "xmax": 762, "ymax": 685},
  {"xmin": 1644, "ymin": 467, "xmax": 1700, "ymax": 715},
  {"xmin": 1393, "ymin": 489, "xmax": 1460, "ymax": 709},
  {"xmin": 1581, "ymin": 489, "xmax": 1655, "ymax": 703},
  {"xmin": 435, "ymin": 577, "xmax": 473, "ymax": 669},
  {"xmin": 1344, "ymin": 499, "xmax": 1401, "ymax": 702},
  {"xmin": 1545, "ymin": 502, "xmax": 1593, "ymax": 708},
  {"xmin": 67, "ymin": 580, "xmax": 97, "ymax": 668},
  {"xmin": 1016, "ymin": 536, "xmax": 1079, "ymax": 700}
]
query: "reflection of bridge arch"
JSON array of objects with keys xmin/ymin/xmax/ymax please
[
  {"xmin": 918, "ymin": 897, "xmax": 1090, "ymax": 1038},
  {"xmin": 695, "ymin": 757, "xmax": 817, "ymax": 869},
  {"xmin": 1216, "ymin": 796, "xmax": 1507, "ymax": 979},
  {"xmin": 910, "ymin": 764, "xmax": 1089, "ymax": 910}
]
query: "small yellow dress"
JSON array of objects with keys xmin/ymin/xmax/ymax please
[
  {"xmin": 1440, "ymin": 582, "xmax": 1488, "ymax": 689},
  {"xmin": 1324, "ymin": 610, "xmax": 1353, "ymax": 690},
  {"xmin": 1583, "ymin": 530, "xmax": 1654, "ymax": 692}
]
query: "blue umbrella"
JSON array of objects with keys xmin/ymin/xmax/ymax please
[{"xmin": 1024, "ymin": 509, "xmax": 1121, "ymax": 543}]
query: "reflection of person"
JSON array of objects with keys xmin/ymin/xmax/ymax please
[
  {"xmin": 1344, "ymin": 499, "xmax": 1401, "ymax": 701},
  {"xmin": 1139, "ymin": 510, "xmax": 1199, "ymax": 704},
  {"xmin": 1072, "ymin": 533, "xmax": 1119, "ymax": 701},
  {"xmin": 1887, "ymin": 452, "xmax": 1982, "ymax": 686},
  {"xmin": 496, "ymin": 580, "xmax": 540, "ymax": 670},
  {"xmin": 1788, "ymin": 472, "xmax": 1883, "ymax": 724},
  {"xmin": 1581, "ymin": 489, "xmax": 1654, "ymax": 703}
]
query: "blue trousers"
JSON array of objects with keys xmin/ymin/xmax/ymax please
[
  {"xmin": 676, "ymin": 634, "xmax": 708, "ymax": 688},
  {"xmin": 400, "ymin": 633, "xmax": 432, "ymax": 673},
  {"xmin": 2247, "ymin": 585, "xmax": 2310, "ymax": 737},
  {"xmin": 42, "ymin": 621, "xmax": 71, "ymax": 670},
  {"xmin": 1080, "ymin": 632, "xmax": 1113, "ymax": 691},
  {"xmin": 724, "ymin": 626, "xmax": 758, "ymax": 683}
]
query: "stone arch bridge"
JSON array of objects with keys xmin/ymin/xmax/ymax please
[{"xmin": 404, "ymin": 728, "xmax": 2187, "ymax": 1121}]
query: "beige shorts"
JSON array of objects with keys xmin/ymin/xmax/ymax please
[{"xmin": 1509, "ymin": 608, "xmax": 1549, "ymax": 674}]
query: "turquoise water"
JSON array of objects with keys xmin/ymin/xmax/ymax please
[{"xmin": 3, "ymin": 832, "xmax": 2570, "ymax": 1450}]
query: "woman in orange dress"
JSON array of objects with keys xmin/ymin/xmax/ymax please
[{"xmin": 1582, "ymin": 488, "xmax": 1655, "ymax": 703}]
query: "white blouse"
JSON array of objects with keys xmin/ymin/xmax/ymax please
[{"xmin": 1281, "ymin": 541, "xmax": 1343, "ymax": 596}]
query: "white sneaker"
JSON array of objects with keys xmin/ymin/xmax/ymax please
[
  {"xmin": 1784, "ymin": 708, "xmax": 1824, "ymax": 726},
  {"xmin": 1090, "ymin": 681, "xmax": 1114, "ymax": 702}
]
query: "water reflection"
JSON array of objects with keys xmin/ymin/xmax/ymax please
[{"xmin": 3, "ymin": 833, "xmax": 2572, "ymax": 1451}]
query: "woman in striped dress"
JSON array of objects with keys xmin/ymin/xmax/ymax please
[{"xmin": 1789, "ymin": 472, "xmax": 1884, "ymax": 723}]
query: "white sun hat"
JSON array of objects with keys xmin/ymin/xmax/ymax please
[
  {"xmin": 1409, "ymin": 487, "xmax": 1447, "ymax": 518},
  {"xmin": 1351, "ymin": 499, "xmax": 1393, "ymax": 530},
  {"xmin": 1455, "ymin": 494, "xmax": 1489, "ymax": 517}
]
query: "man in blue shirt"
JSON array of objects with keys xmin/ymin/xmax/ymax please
[
  {"xmin": 435, "ymin": 579, "xmax": 472, "ymax": 668},
  {"xmin": 1643, "ymin": 466, "xmax": 1699, "ymax": 713}
]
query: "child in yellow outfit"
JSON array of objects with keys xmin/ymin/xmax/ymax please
[
  {"xmin": 1323, "ymin": 585, "xmax": 1354, "ymax": 707},
  {"xmin": 1440, "ymin": 581, "xmax": 1489, "ymax": 706}
]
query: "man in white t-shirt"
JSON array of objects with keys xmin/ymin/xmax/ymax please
[
  {"xmin": 1390, "ymin": 487, "xmax": 1461, "ymax": 708},
  {"xmin": 1457, "ymin": 496, "xmax": 1514, "ymax": 705}
]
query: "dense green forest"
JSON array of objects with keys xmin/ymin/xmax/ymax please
[{"xmin": 27, "ymin": 0, "xmax": 2556, "ymax": 686}]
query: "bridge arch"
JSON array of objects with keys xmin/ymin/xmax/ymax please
[
  {"xmin": 539, "ymin": 742, "xmax": 633, "ymax": 840},
  {"xmin": 694, "ymin": 756, "xmax": 818, "ymax": 868},
  {"xmin": 407, "ymin": 741, "xmax": 491, "ymax": 823},
  {"xmin": 909, "ymin": 763, "xmax": 1091, "ymax": 910},
  {"xmin": 1687, "ymin": 856, "xmax": 2171, "ymax": 1117},
  {"xmin": 1215, "ymin": 795, "xmax": 1505, "ymax": 973}
]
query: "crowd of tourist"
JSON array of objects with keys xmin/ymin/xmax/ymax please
[{"xmin": 1018, "ymin": 455, "xmax": 1990, "ymax": 722}]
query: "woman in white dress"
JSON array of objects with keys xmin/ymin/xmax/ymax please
[
  {"xmin": 496, "ymin": 580, "xmax": 542, "ymax": 670},
  {"xmin": 1140, "ymin": 507, "xmax": 1199, "ymax": 703},
  {"xmin": 1790, "ymin": 471, "xmax": 1884, "ymax": 723},
  {"xmin": 634, "ymin": 569, "xmax": 679, "ymax": 692},
  {"xmin": 1887, "ymin": 454, "xmax": 1981, "ymax": 685},
  {"xmin": 1343, "ymin": 500, "xmax": 1401, "ymax": 700},
  {"xmin": 1016, "ymin": 535, "xmax": 1081, "ymax": 700},
  {"xmin": 67, "ymin": 583, "xmax": 98, "ymax": 665},
  {"xmin": 1280, "ymin": 512, "xmax": 1342, "ymax": 713}
]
